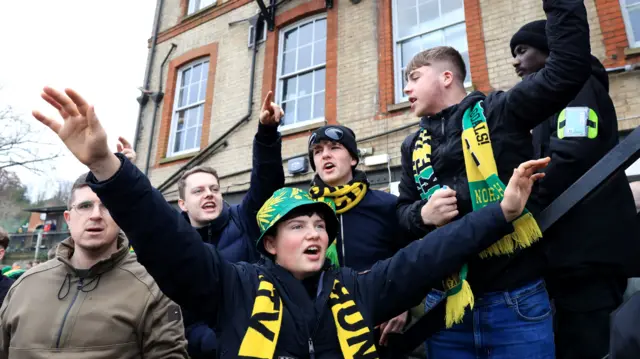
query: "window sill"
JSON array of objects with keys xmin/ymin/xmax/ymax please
[
  {"xmin": 182, "ymin": 2, "xmax": 218, "ymax": 22},
  {"xmin": 387, "ymin": 101, "xmax": 411, "ymax": 113},
  {"xmin": 624, "ymin": 47, "xmax": 640, "ymax": 57},
  {"xmin": 159, "ymin": 151, "xmax": 199, "ymax": 164},
  {"xmin": 279, "ymin": 118, "xmax": 327, "ymax": 136}
]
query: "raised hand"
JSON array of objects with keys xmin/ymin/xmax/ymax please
[
  {"xmin": 117, "ymin": 136, "xmax": 137, "ymax": 163},
  {"xmin": 259, "ymin": 91, "xmax": 284, "ymax": 127},
  {"xmin": 32, "ymin": 87, "xmax": 120, "ymax": 180},
  {"xmin": 500, "ymin": 157, "xmax": 550, "ymax": 222}
]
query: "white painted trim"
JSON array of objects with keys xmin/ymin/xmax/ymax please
[{"xmin": 620, "ymin": 0, "xmax": 640, "ymax": 48}]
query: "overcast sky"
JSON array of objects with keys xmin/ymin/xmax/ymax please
[{"xmin": 0, "ymin": 1, "xmax": 156, "ymax": 200}]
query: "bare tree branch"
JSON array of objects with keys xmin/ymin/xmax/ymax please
[{"xmin": 0, "ymin": 104, "xmax": 61, "ymax": 174}]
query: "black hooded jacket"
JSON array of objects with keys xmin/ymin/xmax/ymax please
[
  {"xmin": 532, "ymin": 56, "xmax": 640, "ymax": 295},
  {"xmin": 397, "ymin": 0, "xmax": 592, "ymax": 293}
]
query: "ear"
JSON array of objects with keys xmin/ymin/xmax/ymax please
[
  {"xmin": 63, "ymin": 211, "xmax": 71, "ymax": 225},
  {"xmin": 442, "ymin": 70, "xmax": 454, "ymax": 88},
  {"xmin": 350, "ymin": 156, "xmax": 357, "ymax": 167},
  {"xmin": 0, "ymin": 248, "xmax": 5, "ymax": 261},
  {"xmin": 178, "ymin": 199, "xmax": 187, "ymax": 212},
  {"xmin": 263, "ymin": 235, "xmax": 277, "ymax": 256}
]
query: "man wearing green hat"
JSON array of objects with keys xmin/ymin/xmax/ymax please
[{"xmin": 30, "ymin": 85, "xmax": 550, "ymax": 358}]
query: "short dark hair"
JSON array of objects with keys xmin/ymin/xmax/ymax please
[
  {"xmin": 68, "ymin": 173, "xmax": 90, "ymax": 209},
  {"xmin": 0, "ymin": 227, "xmax": 9, "ymax": 250},
  {"xmin": 178, "ymin": 166, "xmax": 220, "ymax": 199},
  {"xmin": 406, "ymin": 46, "xmax": 467, "ymax": 85}
]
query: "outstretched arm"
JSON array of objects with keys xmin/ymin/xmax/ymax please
[
  {"xmin": 359, "ymin": 158, "xmax": 549, "ymax": 325},
  {"xmin": 32, "ymin": 87, "xmax": 241, "ymax": 319},
  {"xmin": 239, "ymin": 91, "xmax": 286, "ymax": 249},
  {"xmin": 495, "ymin": 0, "xmax": 591, "ymax": 132}
]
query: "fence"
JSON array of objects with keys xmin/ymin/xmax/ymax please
[{"xmin": 7, "ymin": 231, "xmax": 69, "ymax": 256}]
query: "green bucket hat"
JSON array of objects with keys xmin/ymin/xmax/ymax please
[{"xmin": 256, "ymin": 187, "xmax": 339, "ymax": 258}]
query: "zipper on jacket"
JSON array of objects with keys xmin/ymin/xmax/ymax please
[
  {"xmin": 441, "ymin": 117, "xmax": 445, "ymax": 135},
  {"xmin": 340, "ymin": 215, "xmax": 345, "ymax": 267},
  {"xmin": 56, "ymin": 278, "xmax": 83, "ymax": 348},
  {"xmin": 207, "ymin": 225, "xmax": 212, "ymax": 243},
  {"xmin": 308, "ymin": 338, "xmax": 316, "ymax": 359}
]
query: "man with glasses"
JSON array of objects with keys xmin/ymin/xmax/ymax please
[
  {"xmin": 307, "ymin": 125, "xmax": 417, "ymax": 356},
  {"xmin": 0, "ymin": 167, "xmax": 188, "ymax": 358}
]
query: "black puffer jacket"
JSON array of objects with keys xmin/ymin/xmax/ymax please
[
  {"xmin": 532, "ymin": 56, "xmax": 640, "ymax": 306},
  {"xmin": 397, "ymin": 0, "xmax": 592, "ymax": 293}
]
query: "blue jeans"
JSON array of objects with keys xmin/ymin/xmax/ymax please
[{"xmin": 424, "ymin": 279, "xmax": 555, "ymax": 359}]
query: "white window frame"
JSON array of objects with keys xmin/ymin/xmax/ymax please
[
  {"xmin": 620, "ymin": 0, "xmax": 640, "ymax": 48},
  {"xmin": 167, "ymin": 58, "xmax": 209, "ymax": 157},
  {"xmin": 392, "ymin": 0, "xmax": 470, "ymax": 103},
  {"xmin": 248, "ymin": 20, "xmax": 268, "ymax": 48},
  {"xmin": 275, "ymin": 14, "xmax": 327, "ymax": 132},
  {"xmin": 188, "ymin": 0, "xmax": 217, "ymax": 15}
]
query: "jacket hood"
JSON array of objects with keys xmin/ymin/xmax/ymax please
[
  {"xmin": 56, "ymin": 232, "xmax": 129, "ymax": 277},
  {"xmin": 589, "ymin": 55, "xmax": 608, "ymax": 92},
  {"xmin": 419, "ymin": 91, "xmax": 486, "ymax": 128}
]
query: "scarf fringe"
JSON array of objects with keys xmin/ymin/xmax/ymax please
[
  {"xmin": 445, "ymin": 280, "xmax": 474, "ymax": 328},
  {"xmin": 478, "ymin": 212, "xmax": 542, "ymax": 258},
  {"xmin": 326, "ymin": 241, "xmax": 340, "ymax": 268}
]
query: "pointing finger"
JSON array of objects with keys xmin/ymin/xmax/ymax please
[
  {"xmin": 118, "ymin": 136, "xmax": 132, "ymax": 149},
  {"xmin": 32, "ymin": 110, "xmax": 62, "ymax": 133}
]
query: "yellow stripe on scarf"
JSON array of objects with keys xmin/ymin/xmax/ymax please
[
  {"xmin": 309, "ymin": 182, "xmax": 368, "ymax": 214},
  {"xmin": 239, "ymin": 276, "xmax": 379, "ymax": 358},
  {"xmin": 238, "ymin": 275, "xmax": 283, "ymax": 359}
]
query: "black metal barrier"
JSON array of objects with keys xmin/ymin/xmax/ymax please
[{"xmin": 388, "ymin": 125, "xmax": 640, "ymax": 356}]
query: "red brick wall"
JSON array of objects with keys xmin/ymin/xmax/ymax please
[{"xmin": 155, "ymin": 43, "xmax": 219, "ymax": 168}]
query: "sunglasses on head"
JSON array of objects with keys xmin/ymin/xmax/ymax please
[{"xmin": 309, "ymin": 127, "xmax": 344, "ymax": 146}]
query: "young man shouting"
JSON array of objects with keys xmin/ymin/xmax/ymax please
[
  {"xmin": 31, "ymin": 85, "xmax": 548, "ymax": 358},
  {"xmin": 397, "ymin": 0, "xmax": 591, "ymax": 357}
]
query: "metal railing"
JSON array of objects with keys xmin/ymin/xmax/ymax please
[{"xmin": 7, "ymin": 231, "xmax": 69, "ymax": 257}]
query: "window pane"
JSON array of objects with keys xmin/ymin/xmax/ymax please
[
  {"xmin": 196, "ymin": 126, "xmax": 202, "ymax": 147},
  {"xmin": 314, "ymin": 18, "xmax": 327, "ymax": 40},
  {"xmin": 441, "ymin": 0, "xmax": 463, "ymax": 15},
  {"xmin": 178, "ymin": 88, "xmax": 186, "ymax": 108},
  {"xmin": 176, "ymin": 111, "xmax": 186, "ymax": 131},
  {"xmin": 186, "ymin": 128, "xmax": 197, "ymax": 150},
  {"xmin": 421, "ymin": 30, "xmax": 444, "ymax": 52},
  {"xmin": 283, "ymin": 77, "xmax": 297, "ymax": 101},
  {"xmin": 298, "ymin": 72, "xmax": 313, "ymax": 97},
  {"xmin": 173, "ymin": 130, "xmax": 184, "ymax": 153},
  {"xmin": 401, "ymin": 36, "xmax": 421, "ymax": 68},
  {"xmin": 628, "ymin": 0, "xmax": 640, "ymax": 5},
  {"xmin": 182, "ymin": 69, "xmax": 191, "ymax": 86},
  {"xmin": 191, "ymin": 64, "xmax": 202, "ymax": 83},
  {"xmin": 199, "ymin": 80, "xmax": 207, "ymax": 102},
  {"xmin": 629, "ymin": 8, "xmax": 640, "ymax": 43},
  {"xmin": 418, "ymin": 0, "xmax": 439, "ymax": 26},
  {"xmin": 313, "ymin": 40, "xmax": 326, "ymax": 66},
  {"xmin": 444, "ymin": 23, "xmax": 467, "ymax": 51},
  {"xmin": 188, "ymin": 83, "xmax": 200, "ymax": 104},
  {"xmin": 284, "ymin": 29, "xmax": 298, "ymax": 51},
  {"xmin": 281, "ymin": 101, "xmax": 296, "ymax": 126},
  {"xmin": 282, "ymin": 51, "xmax": 296, "ymax": 75},
  {"xmin": 299, "ymin": 23, "xmax": 314, "ymax": 46},
  {"xmin": 297, "ymin": 44, "xmax": 312, "ymax": 70},
  {"xmin": 397, "ymin": 6, "xmax": 418, "ymax": 39},
  {"xmin": 296, "ymin": 96, "xmax": 312, "ymax": 123},
  {"xmin": 460, "ymin": 50, "xmax": 471, "ymax": 84},
  {"xmin": 186, "ymin": 107, "xmax": 198, "ymax": 127},
  {"xmin": 201, "ymin": 61, "xmax": 209, "ymax": 80},
  {"xmin": 313, "ymin": 92, "xmax": 325, "ymax": 119},
  {"xmin": 202, "ymin": 0, "xmax": 215, "ymax": 8},
  {"xmin": 314, "ymin": 68, "xmax": 326, "ymax": 92}
]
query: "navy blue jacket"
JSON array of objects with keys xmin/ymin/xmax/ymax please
[
  {"xmin": 87, "ymin": 154, "xmax": 514, "ymax": 358},
  {"xmin": 0, "ymin": 275, "xmax": 13, "ymax": 307},
  {"xmin": 180, "ymin": 123, "xmax": 285, "ymax": 358},
  {"xmin": 397, "ymin": 0, "xmax": 591, "ymax": 293},
  {"xmin": 335, "ymin": 189, "xmax": 415, "ymax": 272}
]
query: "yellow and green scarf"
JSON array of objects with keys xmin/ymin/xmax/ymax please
[
  {"xmin": 238, "ymin": 274, "xmax": 379, "ymax": 358},
  {"xmin": 309, "ymin": 171, "xmax": 369, "ymax": 268},
  {"xmin": 413, "ymin": 100, "xmax": 542, "ymax": 328}
]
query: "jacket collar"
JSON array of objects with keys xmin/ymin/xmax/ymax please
[
  {"xmin": 56, "ymin": 232, "xmax": 129, "ymax": 277},
  {"xmin": 183, "ymin": 202, "xmax": 231, "ymax": 243}
]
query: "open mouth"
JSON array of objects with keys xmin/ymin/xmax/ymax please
[
  {"xmin": 409, "ymin": 97, "xmax": 417, "ymax": 104},
  {"xmin": 323, "ymin": 163, "xmax": 335, "ymax": 170},
  {"xmin": 201, "ymin": 202, "xmax": 216, "ymax": 210},
  {"xmin": 304, "ymin": 245, "xmax": 320, "ymax": 255},
  {"xmin": 86, "ymin": 227, "xmax": 104, "ymax": 233}
]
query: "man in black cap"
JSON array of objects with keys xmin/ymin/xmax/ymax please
[
  {"xmin": 511, "ymin": 20, "xmax": 640, "ymax": 359},
  {"xmin": 307, "ymin": 125, "xmax": 417, "ymax": 356}
]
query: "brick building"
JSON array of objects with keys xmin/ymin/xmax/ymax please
[{"xmin": 133, "ymin": 0, "xmax": 640, "ymax": 204}]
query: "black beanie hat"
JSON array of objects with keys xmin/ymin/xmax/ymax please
[
  {"xmin": 308, "ymin": 125, "xmax": 359, "ymax": 171},
  {"xmin": 510, "ymin": 20, "xmax": 548, "ymax": 57}
]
